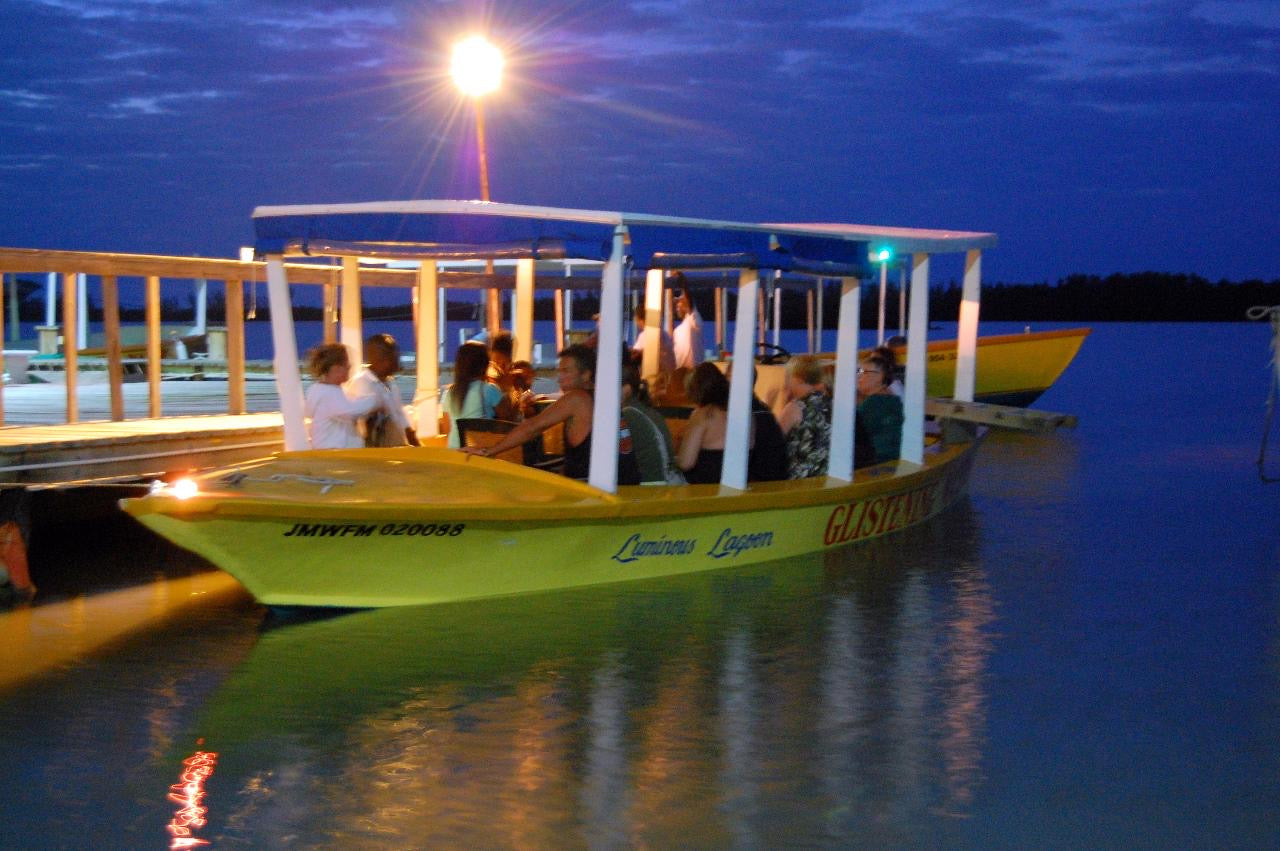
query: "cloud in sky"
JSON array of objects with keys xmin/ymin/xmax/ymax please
[{"xmin": 0, "ymin": 0, "xmax": 1276, "ymax": 281}]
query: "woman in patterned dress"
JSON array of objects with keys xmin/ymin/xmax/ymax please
[{"xmin": 778, "ymin": 355, "xmax": 832, "ymax": 479}]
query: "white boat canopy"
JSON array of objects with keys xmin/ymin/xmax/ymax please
[{"xmin": 252, "ymin": 200, "xmax": 996, "ymax": 493}]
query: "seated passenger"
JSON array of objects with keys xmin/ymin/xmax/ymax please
[
  {"xmin": 443, "ymin": 341, "xmax": 502, "ymax": 449},
  {"xmin": 461, "ymin": 344, "xmax": 640, "ymax": 485},
  {"xmin": 487, "ymin": 330, "xmax": 520, "ymax": 420},
  {"xmin": 748, "ymin": 396, "xmax": 788, "ymax": 482},
  {"xmin": 677, "ymin": 362, "xmax": 730, "ymax": 484},
  {"xmin": 304, "ymin": 343, "xmax": 386, "ymax": 450},
  {"xmin": 509, "ymin": 359, "xmax": 538, "ymax": 420},
  {"xmin": 857, "ymin": 345, "xmax": 904, "ymax": 463},
  {"xmin": 621, "ymin": 361, "xmax": 684, "ymax": 484},
  {"xmin": 778, "ymin": 355, "xmax": 832, "ymax": 479}
]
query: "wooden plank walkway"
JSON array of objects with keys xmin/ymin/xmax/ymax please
[
  {"xmin": 0, "ymin": 379, "xmax": 285, "ymax": 425},
  {"xmin": 0, "ymin": 378, "xmax": 432, "ymax": 487},
  {"xmin": 0, "ymin": 410, "xmax": 284, "ymax": 486}
]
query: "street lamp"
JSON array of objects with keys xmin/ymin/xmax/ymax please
[{"xmin": 450, "ymin": 35, "xmax": 504, "ymax": 333}]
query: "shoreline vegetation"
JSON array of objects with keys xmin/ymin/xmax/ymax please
[{"xmin": 5, "ymin": 272, "xmax": 1278, "ymax": 326}]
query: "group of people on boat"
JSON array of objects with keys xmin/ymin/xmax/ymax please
[
  {"xmin": 457, "ymin": 341, "xmax": 904, "ymax": 486},
  {"xmin": 303, "ymin": 333, "xmax": 420, "ymax": 450},
  {"xmin": 302, "ymin": 305, "xmax": 904, "ymax": 486}
]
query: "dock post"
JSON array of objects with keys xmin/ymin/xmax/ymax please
[
  {"xmin": 61, "ymin": 272, "xmax": 78, "ymax": 423},
  {"xmin": 36, "ymin": 327, "xmax": 58, "ymax": 355},
  {"xmin": 101, "ymin": 275, "xmax": 125, "ymax": 421},
  {"xmin": 225, "ymin": 279, "xmax": 246, "ymax": 415},
  {"xmin": 146, "ymin": 275, "xmax": 162, "ymax": 419}
]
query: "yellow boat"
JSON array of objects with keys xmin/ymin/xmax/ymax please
[
  {"xmin": 121, "ymin": 200, "xmax": 1071, "ymax": 608},
  {"xmin": 910, "ymin": 327, "xmax": 1089, "ymax": 407}
]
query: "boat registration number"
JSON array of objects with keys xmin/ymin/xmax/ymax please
[{"xmin": 282, "ymin": 522, "xmax": 466, "ymax": 538}]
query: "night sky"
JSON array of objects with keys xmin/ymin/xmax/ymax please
[{"xmin": 1, "ymin": 0, "xmax": 1277, "ymax": 283}]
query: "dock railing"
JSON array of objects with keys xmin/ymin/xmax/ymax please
[{"xmin": 0, "ymin": 248, "xmax": 418, "ymax": 426}]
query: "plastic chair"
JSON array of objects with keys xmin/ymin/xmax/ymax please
[{"xmin": 456, "ymin": 418, "xmax": 564, "ymax": 474}]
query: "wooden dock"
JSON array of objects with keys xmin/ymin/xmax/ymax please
[{"xmin": 1, "ymin": 381, "xmax": 285, "ymax": 486}]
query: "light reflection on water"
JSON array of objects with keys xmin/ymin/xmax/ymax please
[{"xmin": 129, "ymin": 506, "xmax": 986, "ymax": 849}]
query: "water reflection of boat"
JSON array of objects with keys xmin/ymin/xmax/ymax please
[
  {"xmin": 122, "ymin": 201, "xmax": 1069, "ymax": 608},
  {"xmin": 183, "ymin": 507, "xmax": 991, "ymax": 845}
]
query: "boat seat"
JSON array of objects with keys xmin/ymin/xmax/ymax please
[{"xmin": 456, "ymin": 418, "xmax": 564, "ymax": 474}]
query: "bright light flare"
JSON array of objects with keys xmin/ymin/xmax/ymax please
[
  {"xmin": 875, "ymin": 247, "xmax": 893, "ymax": 263},
  {"xmin": 450, "ymin": 35, "xmax": 504, "ymax": 97},
  {"xmin": 172, "ymin": 478, "xmax": 199, "ymax": 500}
]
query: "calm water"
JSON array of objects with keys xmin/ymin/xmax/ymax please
[{"xmin": 1, "ymin": 322, "xmax": 1277, "ymax": 848}]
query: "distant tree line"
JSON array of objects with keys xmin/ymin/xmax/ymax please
[
  {"xmin": 5, "ymin": 272, "xmax": 1277, "ymax": 326},
  {"xmin": 931, "ymin": 273, "xmax": 1280, "ymax": 323}
]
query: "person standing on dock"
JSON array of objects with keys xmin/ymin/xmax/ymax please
[
  {"xmin": 305, "ymin": 343, "xmax": 387, "ymax": 450},
  {"xmin": 671, "ymin": 278, "xmax": 704, "ymax": 369},
  {"xmin": 350, "ymin": 333, "xmax": 420, "ymax": 447}
]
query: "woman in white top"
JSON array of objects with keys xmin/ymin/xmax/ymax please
[
  {"xmin": 443, "ymin": 342, "xmax": 503, "ymax": 448},
  {"xmin": 304, "ymin": 343, "xmax": 384, "ymax": 449}
]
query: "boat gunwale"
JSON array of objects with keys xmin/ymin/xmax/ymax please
[{"xmin": 122, "ymin": 439, "xmax": 978, "ymax": 524}]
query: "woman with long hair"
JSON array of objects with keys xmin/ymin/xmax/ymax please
[
  {"xmin": 444, "ymin": 341, "xmax": 502, "ymax": 448},
  {"xmin": 676, "ymin": 362, "xmax": 731, "ymax": 484}
]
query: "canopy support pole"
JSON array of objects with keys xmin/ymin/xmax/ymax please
[
  {"xmin": 642, "ymin": 269, "xmax": 663, "ymax": 380},
  {"xmin": 193, "ymin": 278, "xmax": 208, "ymax": 335},
  {"xmin": 437, "ymin": 287, "xmax": 446, "ymax": 366},
  {"xmin": 827, "ymin": 275, "xmax": 861, "ymax": 481},
  {"xmin": 61, "ymin": 273, "xmax": 79, "ymax": 423},
  {"xmin": 415, "ymin": 261, "xmax": 440, "ymax": 437},
  {"xmin": 806, "ymin": 288, "xmax": 815, "ymax": 354},
  {"xmin": 340, "ymin": 257, "xmax": 362, "ymax": 368},
  {"xmin": 554, "ymin": 288, "xmax": 565, "ymax": 356},
  {"xmin": 722, "ymin": 268, "xmax": 758, "ymax": 490},
  {"xmin": 817, "ymin": 279, "xmax": 824, "ymax": 354},
  {"xmin": 43, "ymin": 272, "xmax": 56, "ymax": 330},
  {"xmin": 76, "ymin": 273, "xmax": 88, "ymax": 351},
  {"xmin": 266, "ymin": 256, "xmax": 308, "ymax": 451},
  {"xmin": 714, "ymin": 287, "xmax": 725, "ymax": 355},
  {"xmin": 877, "ymin": 261, "xmax": 887, "ymax": 345},
  {"xmin": 898, "ymin": 264, "xmax": 906, "ymax": 335},
  {"xmin": 514, "ymin": 259, "xmax": 535, "ymax": 363},
  {"xmin": 954, "ymin": 250, "xmax": 982, "ymax": 402},
  {"xmin": 901, "ymin": 253, "xmax": 931, "ymax": 464},
  {"xmin": 772, "ymin": 282, "xmax": 782, "ymax": 349},
  {"xmin": 588, "ymin": 227, "xmax": 626, "ymax": 493},
  {"xmin": 322, "ymin": 282, "xmax": 337, "ymax": 344}
]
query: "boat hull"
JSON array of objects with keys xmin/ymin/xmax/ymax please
[
  {"xmin": 123, "ymin": 440, "xmax": 981, "ymax": 608},
  {"xmin": 915, "ymin": 327, "xmax": 1089, "ymax": 405}
]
